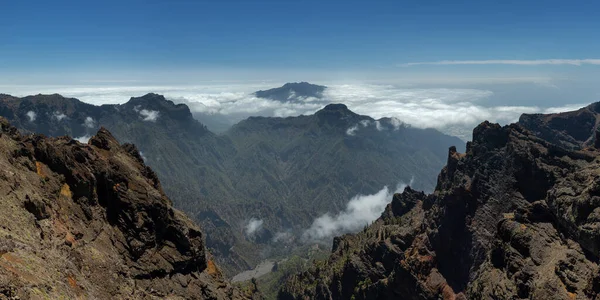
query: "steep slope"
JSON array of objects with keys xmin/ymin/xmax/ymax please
[
  {"xmin": 0, "ymin": 118, "xmax": 253, "ymax": 299},
  {"xmin": 0, "ymin": 93, "xmax": 463, "ymax": 277},
  {"xmin": 224, "ymin": 104, "xmax": 462, "ymax": 228},
  {"xmin": 280, "ymin": 113, "xmax": 600, "ymax": 299}
]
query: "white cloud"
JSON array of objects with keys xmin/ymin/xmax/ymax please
[
  {"xmin": 347, "ymin": 117, "xmax": 406, "ymax": 136},
  {"xmin": 26, "ymin": 111, "xmax": 36, "ymax": 122},
  {"xmin": 139, "ymin": 151, "xmax": 147, "ymax": 161},
  {"xmin": 1, "ymin": 83, "xmax": 592, "ymax": 141},
  {"xmin": 139, "ymin": 109, "xmax": 159, "ymax": 122},
  {"xmin": 302, "ymin": 180, "xmax": 411, "ymax": 241},
  {"xmin": 53, "ymin": 111, "xmax": 67, "ymax": 121},
  {"xmin": 346, "ymin": 124, "xmax": 359, "ymax": 136},
  {"xmin": 389, "ymin": 117, "xmax": 404, "ymax": 130},
  {"xmin": 320, "ymin": 85, "xmax": 589, "ymax": 140},
  {"xmin": 245, "ymin": 218, "xmax": 264, "ymax": 236},
  {"xmin": 272, "ymin": 231, "xmax": 292, "ymax": 243},
  {"xmin": 74, "ymin": 135, "xmax": 91, "ymax": 143},
  {"xmin": 83, "ymin": 116, "xmax": 96, "ymax": 128},
  {"xmin": 401, "ymin": 59, "xmax": 600, "ymax": 67}
]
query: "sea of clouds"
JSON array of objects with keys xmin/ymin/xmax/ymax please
[{"xmin": 1, "ymin": 83, "xmax": 588, "ymax": 140}]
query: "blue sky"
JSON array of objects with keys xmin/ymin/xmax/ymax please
[
  {"xmin": 2, "ymin": 0, "xmax": 600, "ymax": 140},
  {"xmin": 2, "ymin": 0, "xmax": 600, "ymax": 76}
]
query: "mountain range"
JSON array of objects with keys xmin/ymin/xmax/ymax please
[
  {"xmin": 0, "ymin": 88, "xmax": 463, "ymax": 276},
  {"xmin": 2, "ymin": 87, "xmax": 600, "ymax": 299},
  {"xmin": 279, "ymin": 103, "xmax": 600, "ymax": 299}
]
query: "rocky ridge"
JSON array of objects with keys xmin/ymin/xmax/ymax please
[
  {"xmin": 0, "ymin": 117, "xmax": 254, "ymax": 299},
  {"xmin": 280, "ymin": 108, "xmax": 600, "ymax": 299}
]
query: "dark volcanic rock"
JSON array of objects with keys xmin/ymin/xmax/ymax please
[
  {"xmin": 280, "ymin": 108, "xmax": 600, "ymax": 299},
  {"xmin": 0, "ymin": 118, "xmax": 254, "ymax": 299}
]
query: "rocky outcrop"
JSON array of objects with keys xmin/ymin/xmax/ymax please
[
  {"xmin": 280, "ymin": 113, "xmax": 600, "ymax": 299},
  {"xmin": 0, "ymin": 118, "xmax": 254, "ymax": 299}
]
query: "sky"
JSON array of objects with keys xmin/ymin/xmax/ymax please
[{"xmin": 2, "ymin": 0, "xmax": 600, "ymax": 139}]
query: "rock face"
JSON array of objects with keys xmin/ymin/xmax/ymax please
[
  {"xmin": 280, "ymin": 111, "xmax": 600, "ymax": 299},
  {"xmin": 0, "ymin": 118, "xmax": 253, "ymax": 299}
]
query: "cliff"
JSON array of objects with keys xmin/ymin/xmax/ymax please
[
  {"xmin": 280, "ymin": 111, "xmax": 600, "ymax": 299},
  {"xmin": 0, "ymin": 118, "xmax": 255, "ymax": 299}
]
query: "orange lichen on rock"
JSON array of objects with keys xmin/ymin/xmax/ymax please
[
  {"xmin": 206, "ymin": 259, "xmax": 218, "ymax": 276},
  {"xmin": 440, "ymin": 284, "xmax": 456, "ymax": 300},
  {"xmin": 35, "ymin": 161, "xmax": 48, "ymax": 178},
  {"xmin": 60, "ymin": 183, "xmax": 72, "ymax": 198},
  {"xmin": 67, "ymin": 275, "xmax": 78, "ymax": 288},
  {"xmin": 0, "ymin": 253, "xmax": 37, "ymax": 283},
  {"xmin": 67, "ymin": 274, "xmax": 85, "ymax": 297},
  {"xmin": 65, "ymin": 232, "xmax": 76, "ymax": 247},
  {"xmin": 503, "ymin": 213, "xmax": 515, "ymax": 219},
  {"xmin": 0, "ymin": 260, "xmax": 19, "ymax": 275}
]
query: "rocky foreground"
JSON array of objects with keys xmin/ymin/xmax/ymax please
[
  {"xmin": 0, "ymin": 118, "xmax": 256, "ymax": 299},
  {"xmin": 280, "ymin": 104, "xmax": 600, "ymax": 299}
]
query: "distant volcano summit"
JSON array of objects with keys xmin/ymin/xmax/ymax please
[{"xmin": 254, "ymin": 82, "xmax": 326, "ymax": 102}]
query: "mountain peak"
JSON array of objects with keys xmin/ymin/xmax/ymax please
[
  {"xmin": 281, "ymin": 81, "xmax": 322, "ymax": 89},
  {"xmin": 254, "ymin": 82, "xmax": 327, "ymax": 102},
  {"xmin": 314, "ymin": 103, "xmax": 363, "ymax": 126},
  {"xmin": 124, "ymin": 93, "xmax": 194, "ymax": 122},
  {"xmin": 126, "ymin": 93, "xmax": 169, "ymax": 105},
  {"xmin": 321, "ymin": 103, "xmax": 348, "ymax": 111}
]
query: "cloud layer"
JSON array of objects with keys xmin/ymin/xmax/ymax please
[
  {"xmin": 401, "ymin": 59, "xmax": 600, "ymax": 67},
  {"xmin": 2, "ymin": 83, "xmax": 591, "ymax": 140}
]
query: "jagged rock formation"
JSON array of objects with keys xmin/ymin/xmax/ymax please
[
  {"xmin": 0, "ymin": 118, "xmax": 254, "ymax": 299},
  {"xmin": 280, "ymin": 110, "xmax": 600, "ymax": 299}
]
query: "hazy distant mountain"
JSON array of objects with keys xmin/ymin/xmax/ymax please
[
  {"xmin": 518, "ymin": 102, "xmax": 600, "ymax": 149},
  {"xmin": 0, "ymin": 92, "xmax": 463, "ymax": 277},
  {"xmin": 254, "ymin": 82, "xmax": 327, "ymax": 102}
]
